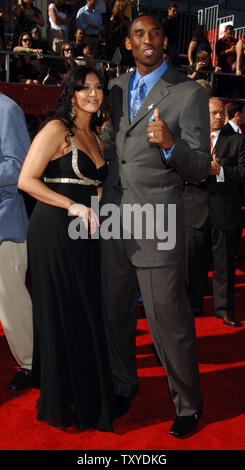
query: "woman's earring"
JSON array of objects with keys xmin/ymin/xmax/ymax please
[
  {"xmin": 71, "ymin": 101, "xmax": 76, "ymax": 120},
  {"xmin": 97, "ymin": 109, "xmax": 101, "ymax": 118}
]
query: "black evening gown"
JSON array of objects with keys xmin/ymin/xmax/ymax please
[{"xmin": 27, "ymin": 136, "xmax": 114, "ymax": 432}]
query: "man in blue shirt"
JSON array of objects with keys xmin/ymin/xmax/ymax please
[
  {"xmin": 0, "ymin": 93, "xmax": 33, "ymax": 391},
  {"xmin": 76, "ymin": 0, "xmax": 103, "ymax": 48},
  {"xmin": 101, "ymin": 15, "xmax": 211, "ymax": 438}
]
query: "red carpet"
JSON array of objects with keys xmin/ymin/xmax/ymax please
[{"xmin": 1, "ymin": 236, "xmax": 245, "ymax": 452}]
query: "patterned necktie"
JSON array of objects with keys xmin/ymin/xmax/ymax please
[
  {"xmin": 238, "ymin": 127, "xmax": 243, "ymax": 134},
  {"xmin": 130, "ymin": 77, "xmax": 147, "ymax": 123}
]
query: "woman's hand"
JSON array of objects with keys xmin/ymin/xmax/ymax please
[
  {"xmin": 68, "ymin": 203, "xmax": 100, "ymax": 234},
  {"xmin": 196, "ymin": 61, "xmax": 205, "ymax": 70}
]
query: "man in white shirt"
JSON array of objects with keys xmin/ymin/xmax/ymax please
[
  {"xmin": 225, "ymin": 100, "xmax": 245, "ymax": 135},
  {"xmin": 76, "ymin": 0, "xmax": 103, "ymax": 47},
  {"xmin": 184, "ymin": 97, "xmax": 245, "ymax": 327}
]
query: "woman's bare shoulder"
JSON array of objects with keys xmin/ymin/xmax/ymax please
[
  {"xmin": 40, "ymin": 119, "xmax": 68, "ymax": 138},
  {"xmin": 33, "ymin": 119, "xmax": 69, "ymax": 156}
]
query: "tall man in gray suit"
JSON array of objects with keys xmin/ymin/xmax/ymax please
[{"xmin": 100, "ymin": 15, "xmax": 211, "ymax": 437}]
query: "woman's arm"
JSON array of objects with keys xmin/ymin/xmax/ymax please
[
  {"xmin": 11, "ymin": 4, "xmax": 22, "ymax": 16},
  {"xmin": 18, "ymin": 119, "xmax": 100, "ymax": 231},
  {"xmin": 18, "ymin": 120, "xmax": 74, "ymax": 210},
  {"xmin": 13, "ymin": 46, "xmax": 43, "ymax": 54},
  {"xmin": 49, "ymin": 5, "xmax": 66, "ymax": 26},
  {"xmin": 188, "ymin": 40, "xmax": 197, "ymax": 65},
  {"xmin": 236, "ymin": 39, "xmax": 243, "ymax": 75},
  {"xmin": 32, "ymin": 11, "xmax": 45, "ymax": 27}
]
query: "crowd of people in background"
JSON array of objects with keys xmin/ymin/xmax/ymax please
[
  {"xmin": 0, "ymin": 0, "xmax": 135, "ymax": 85},
  {"xmin": 0, "ymin": 1, "xmax": 244, "ymax": 99}
]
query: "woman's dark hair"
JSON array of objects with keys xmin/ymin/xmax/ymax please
[
  {"xmin": 192, "ymin": 25, "xmax": 207, "ymax": 40},
  {"xmin": 60, "ymin": 42, "xmax": 74, "ymax": 56},
  {"xmin": 50, "ymin": 0, "xmax": 64, "ymax": 12},
  {"xmin": 44, "ymin": 66, "xmax": 107, "ymax": 136},
  {"xmin": 196, "ymin": 50, "xmax": 210, "ymax": 61},
  {"xmin": 168, "ymin": 2, "xmax": 178, "ymax": 9}
]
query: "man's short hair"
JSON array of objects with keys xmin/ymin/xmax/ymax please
[
  {"xmin": 127, "ymin": 14, "xmax": 164, "ymax": 38},
  {"xmin": 227, "ymin": 100, "xmax": 245, "ymax": 119},
  {"xmin": 225, "ymin": 24, "xmax": 234, "ymax": 32},
  {"xmin": 168, "ymin": 2, "xmax": 178, "ymax": 9}
]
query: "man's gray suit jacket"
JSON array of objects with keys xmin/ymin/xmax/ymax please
[{"xmin": 101, "ymin": 65, "xmax": 211, "ymax": 267}]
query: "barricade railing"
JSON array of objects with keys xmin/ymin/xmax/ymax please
[
  {"xmin": 1, "ymin": 49, "xmax": 245, "ymax": 81},
  {"xmin": 0, "ymin": 50, "xmax": 245, "ymax": 114},
  {"xmin": 0, "ymin": 49, "xmax": 119, "ymax": 83}
]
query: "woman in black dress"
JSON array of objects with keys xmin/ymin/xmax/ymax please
[{"xmin": 18, "ymin": 67, "xmax": 114, "ymax": 432}]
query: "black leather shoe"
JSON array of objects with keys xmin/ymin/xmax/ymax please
[
  {"xmin": 114, "ymin": 395, "xmax": 132, "ymax": 419},
  {"xmin": 8, "ymin": 368, "xmax": 32, "ymax": 391},
  {"xmin": 223, "ymin": 316, "xmax": 242, "ymax": 328},
  {"xmin": 169, "ymin": 412, "xmax": 201, "ymax": 438}
]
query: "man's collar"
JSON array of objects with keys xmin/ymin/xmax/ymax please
[
  {"xmin": 85, "ymin": 5, "xmax": 95, "ymax": 12},
  {"xmin": 134, "ymin": 61, "xmax": 168, "ymax": 90},
  {"xmin": 229, "ymin": 120, "xmax": 239, "ymax": 132},
  {"xmin": 211, "ymin": 129, "xmax": 221, "ymax": 138}
]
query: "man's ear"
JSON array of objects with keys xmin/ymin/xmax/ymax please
[{"xmin": 125, "ymin": 37, "xmax": 132, "ymax": 51}]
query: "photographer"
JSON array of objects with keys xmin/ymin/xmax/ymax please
[{"xmin": 187, "ymin": 50, "xmax": 220, "ymax": 82}]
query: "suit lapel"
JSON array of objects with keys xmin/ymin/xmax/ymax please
[
  {"xmin": 125, "ymin": 66, "xmax": 176, "ymax": 131},
  {"xmin": 121, "ymin": 71, "xmax": 133, "ymax": 128},
  {"xmin": 214, "ymin": 129, "xmax": 229, "ymax": 158}
]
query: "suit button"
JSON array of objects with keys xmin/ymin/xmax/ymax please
[{"xmin": 121, "ymin": 160, "xmax": 126, "ymax": 164}]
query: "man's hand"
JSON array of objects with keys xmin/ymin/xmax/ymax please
[
  {"xmin": 196, "ymin": 61, "xmax": 205, "ymax": 70},
  {"xmin": 147, "ymin": 108, "xmax": 175, "ymax": 149},
  {"xmin": 210, "ymin": 154, "xmax": 220, "ymax": 175},
  {"xmin": 226, "ymin": 46, "xmax": 236, "ymax": 54}
]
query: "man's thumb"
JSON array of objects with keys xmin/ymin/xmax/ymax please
[{"xmin": 153, "ymin": 108, "xmax": 160, "ymax": 121}]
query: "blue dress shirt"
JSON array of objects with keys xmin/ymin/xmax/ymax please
[
  {"xmin": 128, "ymin": 61, "xmax": 174, "ymax": 159},
  {"xmin": 76, "ymin": 5, "xmax": 103, "ymax": 36},
  {"xmin": 0, "ymin": 93, "xmax": 30, "ymax": 243}
]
